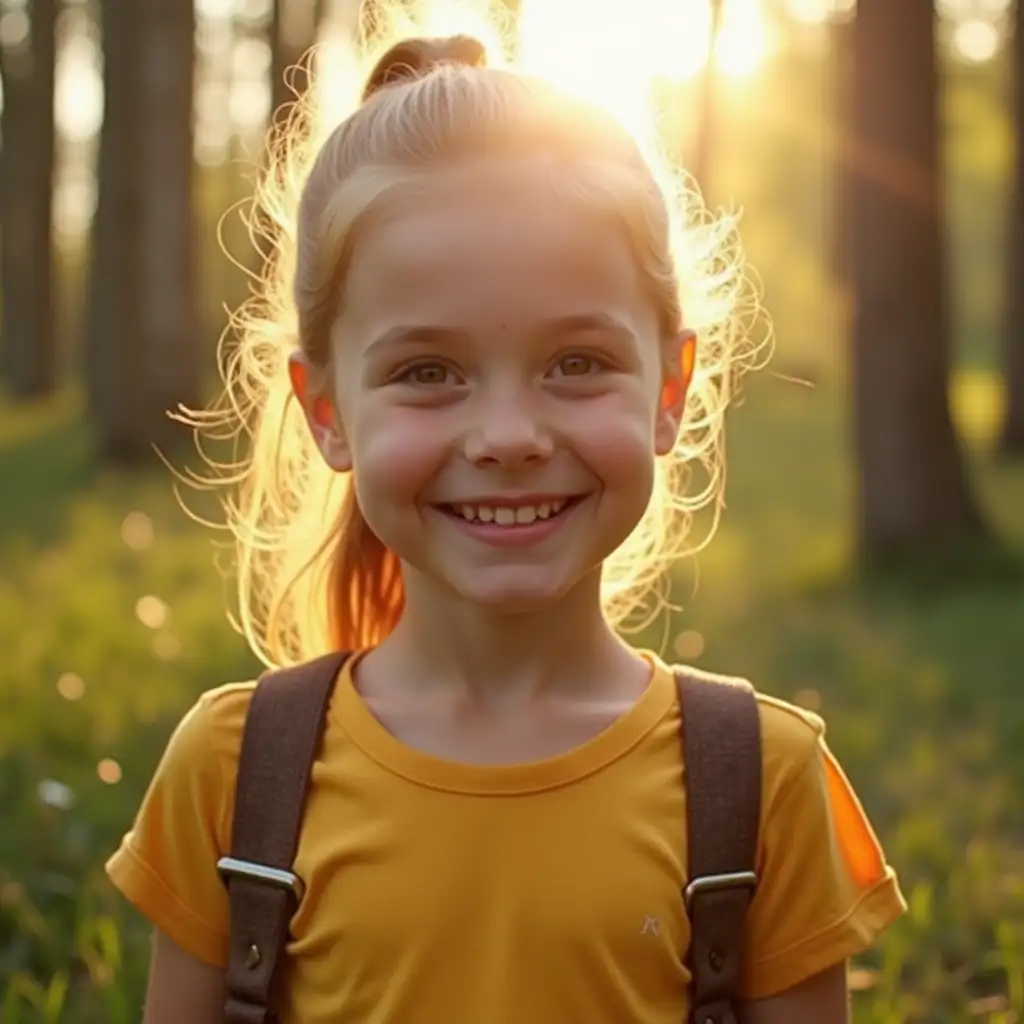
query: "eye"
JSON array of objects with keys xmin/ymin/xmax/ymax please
[
  {"xmin": 396, "ymin": 361, "xmax": 458, "ymax": 386},
  {"xmin": 550, "ymin": 354, "xmax": 605, "ymax": 378}
]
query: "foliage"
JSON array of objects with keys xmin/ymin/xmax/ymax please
[
  {"xmin": 1, "ymin": 371, "xmax": 1022, "ymax": 1023},
  {"xmin": 1, "ymin": 17, "xmax": 1022, "ymax": 1024}
]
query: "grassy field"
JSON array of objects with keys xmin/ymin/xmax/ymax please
[
  {"xmin": 1, "ymin": 362, "xmax": 1022, "ymax": 1023},
  {"xmin": 0, "ymin": 33, "xmax": 1020, "ymax": 1021}
]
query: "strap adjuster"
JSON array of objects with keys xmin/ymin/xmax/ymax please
[
  {"xmin": 684, "ymin": 870, "xmax": 757, "ymax": 912},
  {"xmin": 217, "ymin": 856, "xmax": 305, "ymax": 902}
]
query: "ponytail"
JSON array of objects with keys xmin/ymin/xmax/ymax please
[{"xmin": 327, "ymin": 489, "xmax": 404, "ymax": 651}]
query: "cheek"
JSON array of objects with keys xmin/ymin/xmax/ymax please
[
  {"xmin": 568, "ymin": 392, "xmax": 658, "ymax": 490},
  {"xmin": 349, "ymin": 406, "xmax": 447, "ymax": 502}
]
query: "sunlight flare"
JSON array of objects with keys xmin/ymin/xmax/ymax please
[
  {"xmin": 318, "ymin": 0, "xmax": 771, "ymax": 148},
  {"xmin": 715, "ymin": 0, "xmax": 770, "ymax": 80},
  {"xmin": 516, "ymin": 0, "xmax": 769, "ymax": 142}
]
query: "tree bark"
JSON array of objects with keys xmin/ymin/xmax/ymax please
[
  {"xmin": 1000, "ymin": 0, "xmax": 1024, "ymax": 454},
  {"xmin": 86, "ymin": 0, "xmax": 143, "ymax": 454},
  {"xmin": 139, "ymin": 0, "xmax": 199, "ymax": 448},
  {"xmin": 86, "ymin": 0, "xmax": 197, "ymax": 461},
  {"xmin": 0, "ymin": 0, "xmax": 58, "ymax": 398},
  {"xmin": 850, "ymin": 0, "xmax": 987, "ymax": 556},
  {"xmin": 269, "ymin": 0, "xmax": 324, "ymax": 129}
]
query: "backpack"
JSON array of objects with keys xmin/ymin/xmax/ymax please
[{"xmin": 216, "ymin": 651, "xmax": 762, "ymax": 1024}]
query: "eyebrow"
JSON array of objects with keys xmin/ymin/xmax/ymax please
[
  {"xmin": 366, "ymin": 324, "xmax": 468, "ymax": 357},
  {"xmin": 365, "ymin": 312, "xmax": 636, "ymax": 355}
]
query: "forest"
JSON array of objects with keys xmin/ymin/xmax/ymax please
[{"xmin": 1, "ymin": 0, "xmax": 1022, "ymax": 1020}]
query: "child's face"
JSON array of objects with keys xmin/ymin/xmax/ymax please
[{"xmin": 320, "ymin": 167, "xmax": 685, "ymax": 612}]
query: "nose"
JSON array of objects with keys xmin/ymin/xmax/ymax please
[{"xmin": 462, "ymin": 387, "xmax": 554, "ymax": 468}]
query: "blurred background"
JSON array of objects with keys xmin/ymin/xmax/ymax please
[{"xmin": 1, "ymin": 0, "xmax": 1022, "ymax": 1020}]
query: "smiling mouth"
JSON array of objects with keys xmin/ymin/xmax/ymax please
[{"xmin": 437, "ymin": 496, "xmax": 586, "ymax": 526}]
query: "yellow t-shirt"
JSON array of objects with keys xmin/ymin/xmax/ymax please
[{"xmin": 106, "ymin": 652, "xmax": 905, "ymax": 1022}]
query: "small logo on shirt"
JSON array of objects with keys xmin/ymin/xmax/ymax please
[{"xmin": 640, "ymin": 915, "xmax": 661, "ymax": 937}]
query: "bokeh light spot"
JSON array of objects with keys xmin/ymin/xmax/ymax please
[
  {"xmin": 136, "ymin": 595, "xmax": 169, "ymax": 630},
  {"xmin": 38, "ymin": 779, "xmax": 75, "ymax": 810},
  {"xmin": 97, "ymin": 759, "xmax": 123, "ymax": 785},
  {"xmin": 121, "ymin": 511, "xmax": 155, "ymax": 551},
  {"xmin": 953, "ymin": 18, "xmax": 1000, "ymax": 63},
  {"xmin": 154, "ymin": 632, "xmax": 182, "ymax": 661},
  {"xmin": 57, "ymin": 672, "xmax": 85, "ymax": 701},
  {"xmin": 674, "ymin": 630, "xmax": 706, "ymax": 661}
]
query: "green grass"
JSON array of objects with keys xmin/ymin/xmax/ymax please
[{"xmin": 1, "ymin": 370, "xmax": 1022, "ymax": 1023}]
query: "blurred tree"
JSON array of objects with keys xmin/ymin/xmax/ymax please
[
  {"xmin": 1000, "ymin": 0, "xmax": 1024, "ymax": 455},
  {"xmin": 140, "ymin": 0, "xmax": 199, "ymax": 441},
  {"xmin": 86, "ymin": 0, "xmax": 198, "ymax": 461},
  {"xmin": 850, "ymin": 0, "xmax": 987, "ymax": 557},
  {"xmin": 85, "ymin": 0, "xmax": 139, "ymax": 452},
  {"xmin": 270, "ymin": 0, "xmax": 327, "ymax": 129},
  {"xmin": 0, "ymin": 0, "xmax": 57, "ymax": 398},
  {"xmin": 692, "ymin": 0, "xmax": 724, "ymax": 201},
  {"xmin": 830, "ymin": 15, "xmax": 854, "ymax": 291}
]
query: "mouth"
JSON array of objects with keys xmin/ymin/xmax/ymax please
[{"xmin": 435, "ymin": 495, "xmax": 587, "ymax": 528}]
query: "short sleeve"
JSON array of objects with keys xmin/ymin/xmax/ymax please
[
  {"xmin": 741, "ymin": 701, "xmax": 907, "ymax": 999},
  {"xmin": 105, "ymin": 683, "xmax": 253, "ymax": 967}
]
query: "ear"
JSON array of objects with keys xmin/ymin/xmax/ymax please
[
  {"xmin": 654, "ymin": 329, "xmax": 696, "ymax": 457},
  {"xmin": 288, "ymin": 352, "xmax": 353, "ymax": 473}
]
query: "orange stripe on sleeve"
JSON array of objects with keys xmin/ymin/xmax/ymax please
[{"xmin": 823, "ymin": 748, "xmax": 887, "ymax": 889}]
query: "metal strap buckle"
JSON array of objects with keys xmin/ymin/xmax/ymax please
[
  {"xmin": 684, "ymin": 871, "xmax": 757, "ymax": 912},
  {"xmin": 217, "ymin": 856, "xmax": 305, "ymax": 902}
]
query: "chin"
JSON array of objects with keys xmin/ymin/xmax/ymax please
[{"xmin": 450, "ymin": 573, "xmax": 582, "ymax": 614}]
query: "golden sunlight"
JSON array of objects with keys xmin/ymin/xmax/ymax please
[
  {"xmin": 315, "ymin": 0, "xmax": 771, "ymax": 145},
  {"xmin": 517, "ymin": 0, "xmax": 768, "ymax": 140},
  {"xmin": 516, "ymin": 0, "xmax": 691, "ymax": 144},
  {"xmin": 716, "ymin": 0, "xmax": 771, "ymax": 80},
  {"xmin": 517, "ymin": 0, "xmax": 771, "ymax": 84}
]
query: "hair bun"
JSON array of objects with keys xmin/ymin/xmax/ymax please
[{"xmin": 361, "ymin": 34, "xmax": 488, "ymax": 101}]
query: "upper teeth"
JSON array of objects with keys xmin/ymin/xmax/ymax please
[{"xmin": 454, "ymin": 500, "xmax": 568, "ymax": 524}]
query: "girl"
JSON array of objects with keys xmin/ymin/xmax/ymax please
[{"xmin": 107, "ymin": 18, "xmax": 906, "ymax": 1024}]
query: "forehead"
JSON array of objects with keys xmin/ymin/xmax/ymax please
[{"xmin": 340, "ymin": 168, "xmax": 651, "ymax": 339}]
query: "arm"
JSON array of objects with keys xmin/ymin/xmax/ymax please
[
  {"xmin": 105, "ymin": 690, "xmax": 245, "ymax": 1020},
  {"xmin": 143, "ymin": 929, "xmax": 226, "ymax": 1024},
  {"xmin": 742, "ymin": 962, "xmax": 849, "ymax": 1024},
  {"xmin": 737, "ymin": 705, "xmax": 904, "ymax": 1006}
]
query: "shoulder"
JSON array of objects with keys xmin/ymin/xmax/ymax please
[
  {"xmin": 106, "ymin": 679, "xmax": 259, "ymax": 967},
  {"xmin": 671, "ymin": 660, "xmax": 827, "ymax": 803},
  {"xmin": 671, "ymin": 655, "xmax": 823, "ymax": 790},
  {"xmin": 754, "ymin": 692, "xmax": 826, "ymax": 782},
  {"xmin": 672, "ymin": 658, "xmax": 825, "ymax": 777},
  {"xmin": 176, "ymin": 680, "xmax": 258, "ymax": 750},
  {"xmin": 159, "ymin": 680, "xmax": 258, "ymax": 791},
  {"xmin": 194, "ymin": 678, "xmax": 259, "ymax": 726}
]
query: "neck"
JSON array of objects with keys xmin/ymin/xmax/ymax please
[{"xmin": 372, "ymin": 567, "xmax": 642, "ymax": 708}]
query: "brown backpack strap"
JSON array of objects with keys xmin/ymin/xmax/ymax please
[
  {"xmin": 218, "ymin": 650, "xmax": 350, "ymax": 1024},
  {"xmin": 675, "ymin": 667, "xmax": 763, "ymax": 1024}
]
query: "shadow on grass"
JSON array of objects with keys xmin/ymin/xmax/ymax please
[
  {"xmin": 0, "ymin": 393, "xmax": 98, "ymax": 550},
  {"xmin": 799, "ymin": 536, "xmax": 1024, "ymax": 603},
  {"xmin": 0, "ymin": 390, "xmax": 218, "ymax": 555}
]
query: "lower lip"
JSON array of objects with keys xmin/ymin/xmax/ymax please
[{"xmin": 435, "ymin": 500, "xmax": 584, "ymax": 548}]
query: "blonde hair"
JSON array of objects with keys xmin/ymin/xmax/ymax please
[{"xmin": 177, "ymin": 10, "xmax": 763, "ymax": 669}]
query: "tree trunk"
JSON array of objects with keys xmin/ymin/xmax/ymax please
[
  {"xmin": 86, "ymin": 0, "xmax": 143, "ymax": 454},
  {"xmin": 0, "ymin": 0, "xmax": 58, "ymax": 398},
  {"xmin": 1000, "ymin": 0, "xmax": 1024, "ymax": 455},
  {"xmin": 850, "ymin": 0, "xmax": 986, "ymax": 557},
  {"xmin": 692, "ymin": 0, "xmax": 724, "ymax": 201},
  {"xmin": 269, "ymin": 0, "xmax": 323, "ymax": 128},
  {"xmin": 139, "ymin": 0, "xmax": 199, "ymax": 449},
  {"xmin": 830, "ymin": 17, "xmax": 855, "ymax": 291},
  {"xmin": 86, "ymin": 0, "xmax": 197, "ymax": 461}
]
